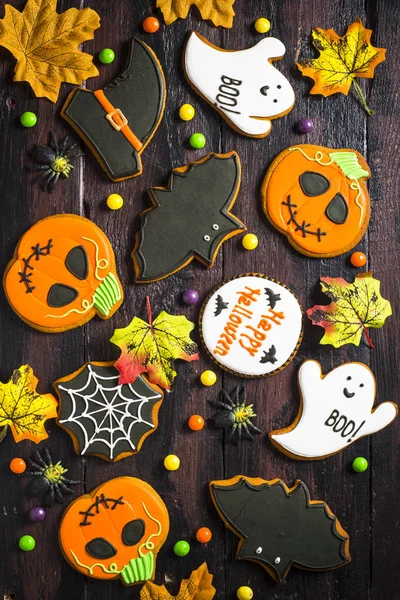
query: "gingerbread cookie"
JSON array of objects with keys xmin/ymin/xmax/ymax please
[
  {"xmin": 59, "ymin": 477, "xmax": 169, "ymax": 585},
  {"xmin": 183, "ymin": 32, "xmax": 295, "ymax": 138},
  {"xmin": 54, "ymin": 362, "xmax": 163, "ymax": 462},
  {"xmin": 209, "ymin": 475, "xmax": 351, "ymax": 583},
  {"xmin": 4, "ymin": 214, "xmax": 123, "ymax": 333},
  {"xmin": 61, "ymin": 38, "xmax": 166, "ymax": 181},
  {"xmin": 269, "ymin": 360, "xmax": 398, "ymax": 460},
  {"xmin": 133, "ymin": 152, "xmax": 245, "ymax": 283},
  {"xmin": 261, "ymin": 145, "xmax": 371, "ymax": 257},
  {"xmin": 199, "ymin": 274, "xmax": 303, "ymax": 377}
]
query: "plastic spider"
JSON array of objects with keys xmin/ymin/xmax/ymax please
[
  {"xmin": 211, "ymin": 387, "xmax": 263, "ymax": 444},
  {"xmin": 29, "ymin": 130, "xmax": 84, "ymax": 192},
  {"xmin": 25, "ymin": 447, "xmax": 80, "ymax": 505}
]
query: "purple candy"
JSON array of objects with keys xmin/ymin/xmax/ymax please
[
  {"xmin": 297, "ymin": 118, "xmax": 313, "ymax": 134},
  {"xmin": 182, "ymin": 289, "xmax": 199, "ymax": 305},
  {"xmin": 29, "ymin": 507, "xmax": 46, "ymax": 522}
]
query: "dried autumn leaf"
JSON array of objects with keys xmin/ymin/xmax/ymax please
[
  {"xmin": 307, "ymin": 272, "xmax": 392, "ymax": 348},
  {"xmin": 140, "ymin": 562, "xmax": 216, "ymax": 599},
  {"xmin": 0, "ymin": 0, "xmax": 100, "ymax": 102},
  {"xmin": 297, "ymin": 18, "xmax": 386, "ymax": 115},
  {"xmin": 156, "ymin": 0, "xmax": 235, "ymax": 28},
  {"xmin": 110, "ymin": 298, "xmax": 199, "ymax": 390},
  {"xmin": 0, "ymin": 365, "xmax": 58, "ymax": 443}
]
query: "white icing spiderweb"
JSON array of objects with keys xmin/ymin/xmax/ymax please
[{"xmin": 57, "ymin": 365, "xmax": 162, "ymax": 460}]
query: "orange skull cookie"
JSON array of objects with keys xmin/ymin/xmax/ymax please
[
  {"xmin": 261, "ymin": 145, "xmax": 371, "ymax": 257},
  {"xmin": 4, "ymin": 214, "xmax": 123, "ymax": 333},
  {"xmin": 59, "ymin": 477, "xmax": 169, "ymax": 585}
]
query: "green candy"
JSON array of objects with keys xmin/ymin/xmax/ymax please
[
  {"xmin": 352, "ymin": 457, "xmax": 368, "ymax": 473},
  {"xmin": 173, "ymin": 540, "xmax": 190, "ymax": 557},
  {"xmin": 189, "ymin": 133, "xmax": 206, "ymax": 149},
  {"xmin": 20, "ymin": 112, "xmax": 37, "ymax": 128},
  {"xmin": 19, "ymin": 535, "xmax": 36, "ymax": 551},
  {"xmin": 99, "ymin": 48, "xmax": 115, "ymax": 64}
]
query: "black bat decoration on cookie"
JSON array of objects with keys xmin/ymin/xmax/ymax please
[
  {"xmin": 133, "ymin": 152, "xmax": 245, "ymax": 282},
  {"xmin": 259, "ymin": 345, "xmax": 277, "ymax": 364},
  {"xmin": 214, "ymin": 295, "xmax": 229, "ymax": 316},
  {"xmin": 265, "ymin": 288, "xmax": 281, "ymax": 309},
  {"xmin": 209, "ymin": 476, "xmax": 351, "ymax": 583}
]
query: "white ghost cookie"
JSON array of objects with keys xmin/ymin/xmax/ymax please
[
  {"xmin": 184, "ymin": 32, "xmax": 295, "ymax": 138},
  {"xmin": 269, "ymin": 360, "xmax": 397, "ymax": 459}
]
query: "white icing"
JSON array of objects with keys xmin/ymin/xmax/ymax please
[
  {"xmin": 200, "ymin": 275, "xmax": 302, "ymax": 377},
  {"xmin": 184, "ymin": 32, "xmax": 295, "ymax": 136},
  {"xmin": 270, "ymin": 360, "xmax": 397, "ymax": 458}
]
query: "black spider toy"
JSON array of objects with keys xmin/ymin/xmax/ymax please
[
  {"xmin": 211, "ymin": 387, "xmax": 263, "ymax": 444},
  {"xmin": 25, "ymin": 447, "xmax": 80, "ymax": 505},
  {"xmin": 29, "ymin": 130, "xmax": 84, "ymax": 192}
]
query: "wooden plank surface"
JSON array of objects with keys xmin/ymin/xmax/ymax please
[{"xmin": 0, "ymin": 0, "xmax": 399, "ymax": 598}]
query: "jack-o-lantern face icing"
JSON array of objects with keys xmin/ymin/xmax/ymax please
[
  {"xmin": 261, "ymin": 145, "xmax": 371, "ymax": 257},
  {"xmin": 59, "ymin": 477, "xmax": 169, "ymax": 585},
  {"xmin": 4, "ymin": 214, "xmax": 123, "ymax": 332}
]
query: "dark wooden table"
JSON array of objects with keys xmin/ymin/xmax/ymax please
[{"xmin": 1, "ymin": 1, "xmax": 399, "ymax": 598}]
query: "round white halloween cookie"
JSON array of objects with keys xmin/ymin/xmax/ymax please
[
  {"xmin": 183, "ymin": 32, "xmax": 295, "ymax": 138},
  {"xmin": 269, "ymin": 360, "xmax": 398, "ymax": 459},
  {"xmin": 199, "ymin": 274, "xmax": 303, "ymax": 377}
]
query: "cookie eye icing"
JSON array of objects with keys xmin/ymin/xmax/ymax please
[
  {"xmin": 47, "ymin": 283, "xmax": 78, "ymax": 308},
  {"xmin": 122, "ymin": 519, "xmax": 145, "ymax": 546},
  {"xmin": 299, "ymin": 171, "xmax": 331, "ymax": 197},
  {"xmin": 212, "ymin": 224, "xmax": 219, "ymax": 231},
  {"xmin": 85, "ymin": 537, "xmax": 117, "ymax": 559},
  {"xmin": 66, "ymin": 245, "xmax": 88, "ymax": 280},
  {"xmin": 347, "ymin": 376, "xmax": 352, "ymax": 381},
  {"xmin": 260, "ymin": 86, "xmax": 269, "ymax": 95},
  {"xmin": 325, "ymin": 193, "xmax": 348, "ymax": 225},
  {"xmin": 255, "ymin": 546, "xmax": 263, "ymax": 554},
  {"xmin": 274, "ymin": 556, "xmax": 281, "ymax": 565},
  {"xmin": 204, "ymin": 235, "xmax": 211, "ymax": 242},
  {"xmin": 360, "ymin": 383, "xmax": 364, "ymax": 388}
]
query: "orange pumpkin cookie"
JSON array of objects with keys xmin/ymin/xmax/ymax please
[
  {"xmin": 3, "ymin": 214, "xmax": 123, "ymax": 333},
  {"xmin": 261, "ymin": 145, "xmax": 371, "ymax": 257},
  {"xmin": 59, "ymin": 477, "xmax": 169, "ymax": 585}
]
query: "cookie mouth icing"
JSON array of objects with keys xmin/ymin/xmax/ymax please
[
  {"xmin": 92, "ymin": 273, "xmax": 122, "ymax": 316},
  {"xmin": 282, "ymin": 195, "xmax": 327, "ymax": 241},
  {"xmin": 343, "ymin": 387, "xmax": 355, "ymax": 398},
  {"xmin": 120, "ymin": 551, "xmax": 154, "ymax": 584}
]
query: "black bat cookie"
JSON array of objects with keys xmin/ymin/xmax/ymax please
[
  {"xmin": 214, "ymin": 295, "xmax": 229, "ymax": 316},
  {"xmin": 259, "ymin": 345, "xmax": 277, "ymax": 364},
  {"xmin": 133, "ymin": 152, "xmax": 245, "ymax": 283},
  {"xmin": 265, "ymin": 287, "xmax": 281, "ymax": 309},
  {"xmin": 209, "ymin": 476, "xmax": 351, "ymax": 583}
]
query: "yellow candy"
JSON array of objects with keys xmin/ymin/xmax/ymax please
[
  {"xmin": 106, "ymin": 194, "xmax": 124, "ymax": 210},
  {"xmin": 242, "ymin": 233, "xmax": 259, "ymax": 250},
  {"xmin": 254, "ymin": 18, "xmax": 270, "ymax": 34},
  {"xmin": 164, "ymin": 454, "xmax": 180, "ymax": 471},
  {"xmin": 200, "ymin": 370, "xmax": 217, "ymax": 386},
  {"xmin": 237, "ymin": 586, "xmax": 254, "ymax": 600},
  {"xmin": 179, "ymin": 104, "xmax": 195, "ymax": 121}
]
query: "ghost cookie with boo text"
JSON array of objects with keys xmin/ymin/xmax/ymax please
[
  {"xmin": 261, "ymin": 144, "xmax": 371, "ymax": 257},
  {"xmin": 269, "ymin": 360, "xmax": 398, "ymax": 460},
  {"xmin": 184, "ymin": 32, "xmax": 295, "ymax": 138}
]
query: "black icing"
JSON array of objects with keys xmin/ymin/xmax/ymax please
[
  {"xmin": 55, "ymin": 364, "xmax": 163, "ymax": 460},
  {"xmin": 325, "ymin": 193, "xmax": 348, "ymax": 224},
  {"xmin": 62, "ymin": 38, "xmax": 165, "ymax": 181},
  {"xmin": 122, "ymin": 519, "xmax": 145, "ymax": 546},
  {"xmin": 210, "ymin": 478, "xmax": 349, "ymax": 582},
  {"xmin": 299, "ymin": 171, "xmax": 330, "ymax": 196},
  {"xmin": 259, "ymin": 345, "xmax": 277, "ymax": 364},
  {"xmin": 85, "ymin": 537, "xmax": 117, "ymax": 559},
  {"xmin": 66, "ymin": 246, "xmax": 88, "ymax": 280},
  {"xmin": 214, "ymin": 294, "xmax": 229, "ymax": 316},
  {"xmin": 134, "ymin": 153, "xmax": 244, "ymax": 282},
  {"xmin": 264, "ymin": 288, "xmax": 281, "ymax": 309},
  {"xmin": 47, "ymin": 284, "xmax": 78, "ymax": 308},
  {"xmin": 260, "ymin": 86, "xmax": 269, "ymax": 95}
]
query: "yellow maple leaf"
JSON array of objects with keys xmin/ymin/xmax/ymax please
[
  {"xmin": 140, "ymin": 562, "xmax": 216, "ymax": 599},
  {"xmin": 156, "ymin": 0, "xmax": 235, "ymax": 28},
  {"xmin": 297, "ymin": 18, "xmax": 386, "ymax": 115},
  {"xmin": 0, "ymin": 0, "xmax": 100, "ymax": 102},
  {"xmin": 0, "ymin": 365, "xmax": 58, "ymax": 443}
]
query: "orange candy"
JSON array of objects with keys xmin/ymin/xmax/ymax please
[
  {"xmin": 10, "ymin": 458, "xmax": 26, "ymax": 474},
  {"xmin": 142, "ymin": 16, "xmax": 160, "ymax": 33},
  {"xmin": 188, "ymin": 415, "xmax": 205, "ymax": 431},
  {"xmin": 350, "ymin": 251, "xmax": 367, "ymax": 267},
  {"xmin": 196, "ymin": 527, "xmax": 212, "ymax": 543}
]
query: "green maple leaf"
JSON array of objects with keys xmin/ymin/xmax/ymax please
[
  {"xmin": 307, "ymin": 272, "xmax": 392, "ymax": 348},
  {"xmin": 110, "ymin": 299, "xmax": 199, "ymax": 390}
]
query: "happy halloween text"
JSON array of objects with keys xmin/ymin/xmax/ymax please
[{"xmin": 213, "ymin": 286, "xmax": 285, "ymax": 358}]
